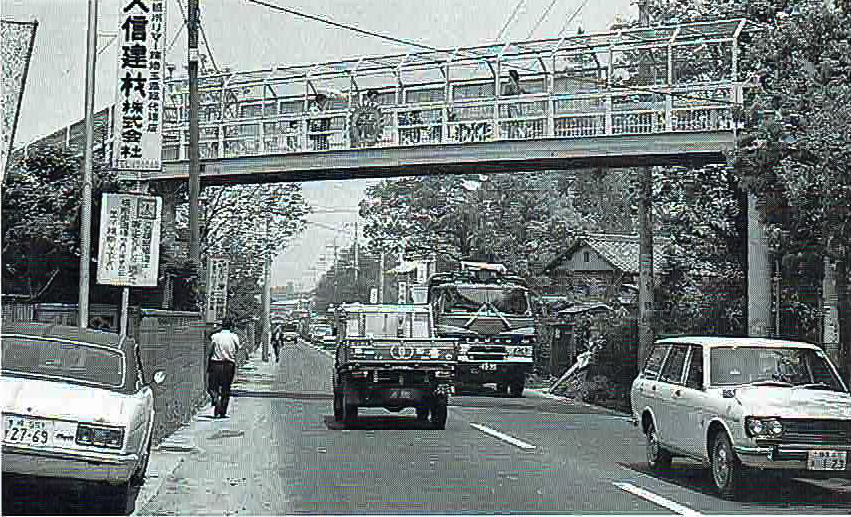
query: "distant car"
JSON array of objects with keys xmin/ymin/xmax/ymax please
[
  {"xmin": 1, "ymin": 323, "xmax": 165, "ymax": 512},
  {"xmin": 631, "ymin": 337, "xmax": 851, "ymax": 500},
  {"xmin": 281, "ymin": 322, "xmax": 299, "ymax": 343},
  {"xmin": 311, "ymin": 325, "xmax": 334, "ymax": 348}
]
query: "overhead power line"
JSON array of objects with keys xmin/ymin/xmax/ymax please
[
  {"xmin": 496, "ymin": 0, "xmax": 528, "ymax": 41},
  {"xmin": 527, "ymin": 0, "xmax": 561, "ymax": 40},
  {"xmin": 557, "ymin": 0, "xmax": 589, "ymax": 37},
  {"xmin": 231, "ymin": 0, "xmax": 740, "ymax": 107},
  {"xmin": 244, "ymin": 0, "xmax": 439, "ymax": 52}
]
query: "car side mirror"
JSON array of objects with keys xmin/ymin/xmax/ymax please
[{"xmin": 153, "ymin": 371, "xmax": 166, "ymax": 385}]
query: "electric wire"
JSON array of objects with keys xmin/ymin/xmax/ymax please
[
  {"xmin": 496, "ymin": 0, "xmax": 529, "ymax": 41},
  {"xmin": 234, "ymin": 0, "xmax": 740, "ymax": 108},
  {"xmin": 526, "ymin": 0, "xmax": 561, "ymax": 40},
  {"xmin": 557, "ymin": 0, "xmax": 589, "ymax": 37}
]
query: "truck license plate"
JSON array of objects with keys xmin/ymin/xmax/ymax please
[
  {"xmin": 389, "ymin": 389, "xmax": 414, "ymax": 399},
  {"xmin": 807, "ymin": 450, "xmax": 847, "ymax": 471},
  {"xmin": 3, "ymin": 416, "xmax": 53, "ymax": 447},
  {"xmin": 480, "ymin": 363, "xmax": 497, "ymax": 371}
]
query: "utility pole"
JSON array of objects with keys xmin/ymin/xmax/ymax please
[
  {"xmin": 378, "ymin": 249, "xmax": 385, "ymax": 303},
  {"xmin": 261, "ymin": 218, "xmax": 271, "ymax": 362},
  {"xmin": 354, "ymin": 221, "xmax": 359, "ymax": 288},
  {"xmin": 78, "ymin": 0, "xmax": 98, "ymax": 329},
  {"xmin": 636, "ymin": 0, "xmax": 655, "ymax": 366},
  {"xmin": 188, "ymin": 0, "xmax": 201, "ymax": 270}
]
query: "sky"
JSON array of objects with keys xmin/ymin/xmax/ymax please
[{"xmin": 4, "ymin": 0, "xmax": 636, "ymax": 290}]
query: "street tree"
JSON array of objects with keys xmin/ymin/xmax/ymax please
[{"xmin": 2, "ymin": 145, "xmax": 119, "ymax": 302}]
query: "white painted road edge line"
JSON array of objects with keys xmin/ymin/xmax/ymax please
[
  {"xmin": 613, "ymin": 482, "xmax": 702, "ymax": 517},
  {"xmin": 470, "ymin": 423, "xmax": 536, "ymax": 450}
]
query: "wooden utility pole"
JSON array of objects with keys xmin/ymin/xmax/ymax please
[
  {"xmin": 78, "ymin": 0, "xmax": 98, "ymax": 329},
  {"xmin": 636, "ymin": 0, "xmax": 655, "ymax": 366},
  {"xmin": 188, "ymin": 0, "xmax": 201, "ymax": 269},
  {"xmin": 748, "ymin": 194, "xmax": 772, "ymax": 336}
]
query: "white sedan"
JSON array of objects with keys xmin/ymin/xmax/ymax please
[{"xmin": 2, "ymin": 323, "xmax": 164, "ymax": 511}]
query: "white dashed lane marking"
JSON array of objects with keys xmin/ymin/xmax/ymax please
[
  {"xmin": 470, "ymin": 423, "xmax": 536, "ymax": 450},
  {"xmin": 613, "ymin": 482, "xmax": 702, "ymax": 516}
]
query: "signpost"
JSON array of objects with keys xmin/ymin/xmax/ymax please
[
  {"xmin": 97, "ymin": 193, "xmax": 163, "ymax": 336},
  {"xmin": 205, "ymin": 258, "xmax": 229, "ymax": 323}
]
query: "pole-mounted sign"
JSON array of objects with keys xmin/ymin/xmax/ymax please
[
  {"xmin": 112, "ymin": 0, "xmax": 166, "ymax": 176},
  {"xmin": 205, "ymin": 257, "xmax": 229, "ymax": 323},
  {"xmin": 97, "ymin": 193, "xmax": 162, "ymax": 287}
]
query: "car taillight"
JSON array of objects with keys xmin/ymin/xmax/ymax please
[{"xmin": 76, "ymin": 424, "xmax": 124, "ymax": 449}]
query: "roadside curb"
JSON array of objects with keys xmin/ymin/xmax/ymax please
[{"xmin": 525, "ymin": 387, "xmax": 632, "ymax": 417}]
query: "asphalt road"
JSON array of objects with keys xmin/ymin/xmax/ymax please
[{"xmin": 4, "ymin": 339, "xmax": 850, "ymax": 515}]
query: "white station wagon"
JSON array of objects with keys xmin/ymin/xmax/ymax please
[
  {"xmin": 631, "ymin": 337, "xmax": 851, "ymax": 499},
  {"xmin": 2, "ymin": 323, "xmax": 164, "ymax": 511}
]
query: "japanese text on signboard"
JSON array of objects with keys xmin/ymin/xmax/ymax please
[
  {"xmin": 206, "ymin": 258, "xmax": 229, "ymax": 322},
  {"xmin": 97, "ymin": 194, "xmax": 162, "ymax": 287},
  {"xmin": 113, "ymin": 0, "xmax": 166, "ymax": 172}
]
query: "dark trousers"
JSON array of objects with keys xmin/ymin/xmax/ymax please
[
  {"xmin": 207, "ymin": 360, "xmax": 236, "ymax": 417},
  {"xmin": 272, "ymin": 338, "xmax": 281, "ymax": 361}
]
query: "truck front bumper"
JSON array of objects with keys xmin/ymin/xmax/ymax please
[{"xmin": 456, "ymin": 361, "xmax": 531, "ymax": 384}]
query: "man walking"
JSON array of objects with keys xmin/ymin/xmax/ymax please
[
  {"xmin": 271, "ymin": 321, "xmax": 283, "ymax": 363},
  {"xmin": 207, "ymin": 318, "xmax": 240, "ymax": 418}
]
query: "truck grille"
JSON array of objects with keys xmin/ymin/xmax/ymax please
[
  {"xmin": 781, "ymin": 419, "xmax": 851, "ymax": 445},
  {"xmin": 467, "ymin": 345, "xmax": 506, "ymax": 361}
]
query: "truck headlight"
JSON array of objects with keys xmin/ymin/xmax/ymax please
[
  {"xmin": 76, "ymin": 424, "xmax": 124, "ymax": 449},
  {"xmin": 745, "ymin": 417, "xmax": 783, "ymax": 438}
]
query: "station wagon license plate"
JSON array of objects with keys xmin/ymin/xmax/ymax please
[
  {"xmin": 3, "ymin": 416, "xmax": 53, "ymax": 447},
  {"xmin": 807, "ymin": 450, "xmax": 847, "ymax": 471}
]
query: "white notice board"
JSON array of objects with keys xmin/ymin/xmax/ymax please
[{"xmin": 97, "ymin": 193, "xmax": 162, "ymax": 287}]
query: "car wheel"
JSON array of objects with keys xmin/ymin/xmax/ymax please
[
  {"xmin": 711, "ymin": 431, "xmax": 742, "ymax": 500},
  {"xmin": 645, "ymin": 420, "xmax": 672, "ymax": 471},
  {"xmin": 508, "ymin": 379, "xmax": 525, "ymax": 398},
  {"xmin": 130, "ymin": 433, "xmax": 152, "ymax": 486},
  {"xmin": 416, "ymin": 406, "xmax": 430, "ymax": 421},
  {"xmin": 431, "ymin": 398, "xmax": 448, "ymax": 430}
]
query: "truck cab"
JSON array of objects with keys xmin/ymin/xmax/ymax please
[{"xmin": 332, "ymin": 303, "xmax": 458, "ymax": 428}]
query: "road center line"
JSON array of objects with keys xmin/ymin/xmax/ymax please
[
  {"xmin": 613, "ymin": 482, "xmax": 702, "ymax": 517},
  {"xmin": 470, "ymin": 423, "xmax": 536, "ymax": 450}
]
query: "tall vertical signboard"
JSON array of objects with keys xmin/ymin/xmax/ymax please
[
  {"xmin": 205, "ymin": 258, "xmax": 229, "ymax": 323},
  {"xmin": 113, "ymin": 0, "xmax": 166, "ymax": 176}
]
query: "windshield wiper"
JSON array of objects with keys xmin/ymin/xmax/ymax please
[
  {"xmin": 749, "ymin": 380, "xmax": 794, "ymax": 387},
  {"xmin": 793, "ymin": 382, "xmax": 836, "ymax": 391}
]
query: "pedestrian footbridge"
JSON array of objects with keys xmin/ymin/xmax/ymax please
[{"xmin": 24, "ymin": 19, "xmax": 757, "ymax": 185}]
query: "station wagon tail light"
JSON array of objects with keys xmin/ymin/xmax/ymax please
[
  {"xmin": 745, "ymin": 417, "xmax": 783, "ymax": 438},
  {"xmin": 76, "ymin": 424, "xmax": 124, "ymax": 449}
]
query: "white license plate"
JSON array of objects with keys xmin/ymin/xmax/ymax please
[
  {"xmin": 807, "ymin": 450, "xmax": 847, "ymax": 471},
  {"xmin": 389, "ymin": 389, "xmax": 414, "ymax": 399},
  {"xmin": 3, "ymin": 416, "xmax": 53, "ymax": 447},
  {"xmin": 480, "ymin": 363, "xmax": 497, "ymax": 371}
]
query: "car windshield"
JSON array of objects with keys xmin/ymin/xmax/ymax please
[
  {"xmin": 2, "ymin": 336, "xmax": 124, "ymax": 388},
  {"xmin": 710, "ymin": 346, "xmax": 846, "ymax": 392},
  {"xmin": 439, "ymin": 286, "xmax": 529, "ymax": 315}
]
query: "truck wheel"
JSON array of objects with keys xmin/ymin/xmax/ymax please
[
  {"xmin": 333, "ymin": 391, "xmax": 343, "ymax": 422},
  {"xmin": 416, "ymin": 406, "xmax": 430, "ymax": 421},
  {"xmin": 431, "ymin": 398, "xmax": 448, "ymax": 430},
  {"xmin": 508, "ymin": 378, "xmax": 525, "ymax": 398},
  {"xmin": 343, "ymin": 398, "xmax": 358, "ymax": 424}
]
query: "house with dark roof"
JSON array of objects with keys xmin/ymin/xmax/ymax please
[{"xmin": 539, "ymin": 233, "xmax": 666, "ymax": 304}]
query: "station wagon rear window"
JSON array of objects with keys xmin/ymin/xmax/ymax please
[{"xmin": 1, "ymin": 336, "xmax": 124, "ymax": 388}]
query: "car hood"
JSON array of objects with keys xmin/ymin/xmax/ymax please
[
  {"xmin": 730, "ymin": 386, "xmax": 851, "ymax": 419},
  {"xmin": 1, "ymin": 375, "xmax": 135, "ymax": 426}
]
